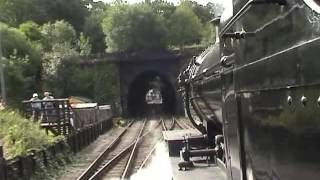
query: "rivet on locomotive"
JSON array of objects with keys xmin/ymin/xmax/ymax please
[{"xmin": 178, "ymin": 0, "xmax": 320, "ymax": 179}]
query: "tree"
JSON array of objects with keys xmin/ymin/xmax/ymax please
[
  {"xmin": 46, "ymin": 57, "xmax": 119, "ymax": 104},
  {"xmin": 41, "ymin": 21, "xmax": 77, "ymax": 51},
  {"xmin": 44, "ymin": 0, "xmax": 89, "ymax": 32},
  {"xmin": 84, "ymin": 0, "xmax": 109, "ymax": 12},
  {"xmin": 201, "ymin": 23, "xmax": 215, "ymax": 46},
  {"xmin": 205, "ymin": 2, "xmax": 224, "ymax": 17},
  {"xmin": 40, "ymin": 21, "xmax": 91, "ymax": 79},
  {"xmin": 149, "ymin": 0, "xmax": 176, "ymax": 18},
  {"xmin": 0, "ymin": 23, "xmax": 42, "ymax": 106},
  {"xmin": 167, "ymin": 3, "xmax": 203, "ymax": 48},
  {"xmin": 188, "ymin": 1, "xmax": 213, "ymax": 24},
  {"xmin": 102, "ymin": 3, "xmax": 168, "ymax": 52},
  {"xmin": 83, "ymin": 11, "xmax": 107, "ymax": 53},
  {"xmin": 77, "ymin": 33, "xmax": 92, "ymax": 56},
  {"xmin": 0, "ymin": 0, "xmax": 48, "ymax": 26},
  {"xmin": 0, "ymin": 0, "xmax": 89, "ymax": 31}
]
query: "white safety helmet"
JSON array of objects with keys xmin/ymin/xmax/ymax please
[{"xmin": 33, "ymin": 93, "xmax": 38, "ymax": 98}]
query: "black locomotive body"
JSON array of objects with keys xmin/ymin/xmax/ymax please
[{"xmin": 179, "ymin": 0, "xmax": 320, "ymax": 180}]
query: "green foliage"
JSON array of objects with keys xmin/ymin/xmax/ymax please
[
  {"xmin": 77, "ymin": 33, "xmax": 92, "ymax": 56},
  {"xmin": 184, "ymin": 1, "xmax": 214, "ymax": 24},
  {"xmin": 0, "ymin": 23, "xmax": 42, "ymax": 106},
  {"xmin": 0, "ymin": 0, "xmax": 48, "ymax": 26},
  {"xmin": 45, "ymin": 0, "xmax": 89, "ymax": 31},
  {"xmin": 48, "ymin": 59, "xmax": 119, "ymax": 105},
  {"xmin": 0, "ymin": 0, "xmax": 88, "ymax": 31},
  {"xmin": 83, "ymin": 11, "xmax": 106, "ymax": 53},
  {"xmin": 41, "ymin": 21, "xmax": 77, "ymax": 50},
  {"xmin": 149, "ymin": 0, "xmax": 176, "ymax": 18},
  {"xmin": 167, "ymin": 3, "xmax": 203, "ymax": 48},
  {"xmin": 85, "ymin": 0, "xmax": 109, "ymax": 12},
  {"xmin": 40, "ymin": 21, "xmax": 91, "ymax": 79},
  {"xmin": 19, "ymin": 21, "xmax": 42, "ymax": 41},
  {"xmin": 0, "ymin": 110, "xmax": 60, "ymax": 159},
  {"xmin": 205, "ymin": 2, "xmax": 224, "ymax": 17},
  {"xmin": 93, "ymin": 64, "xmax": 119, "ymax": 104},
  {"xmin": 0, "ymin": 23, "xmax": 40, "ymax": 59},
  {"xmin": 201, "ymin": 23, "xmax": 216, "ymax": 46},
  {"xmin": 42, "ymin": 43, "xmax": 78, "ymax": 77},
  {"xmin": 102, "ymin": 2, "xmax": 168, "ymax": 52}
]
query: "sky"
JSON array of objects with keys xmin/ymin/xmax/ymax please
[{"xmin": 95, "ymin": 0, "xmax": 224, "ymax": 5}]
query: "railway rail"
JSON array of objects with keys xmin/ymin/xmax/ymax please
[
  {"xmin": 127, "ymin": 117, "xmax": 177, "ymax": 174},
  {"xmin": 77, "ymin": 117, "xmax": 176, "ymax": 180},
  {"xmin": 175, "ymin": 117, "xmax": 194, "ymax": 130},
  {"xmin": 161, "ymin": 117, "xmax": 175, "ymax": 131},
  {"xmin": 77, "ymin": 119, "xmax": 145, "ymax": 180}
]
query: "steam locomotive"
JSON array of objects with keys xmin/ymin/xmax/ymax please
[{"xmin": 178, "ymin": 0, "xmax": 320, "ymax": 179}]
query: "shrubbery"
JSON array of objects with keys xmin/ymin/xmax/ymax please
[{"xmin": 0, "ymin": 110, "xmax": 61, "ymax": 159}]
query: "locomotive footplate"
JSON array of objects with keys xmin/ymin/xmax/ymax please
[{"xmin": 163, "ymin": 129, "xmax": 202, "ymax": 156}]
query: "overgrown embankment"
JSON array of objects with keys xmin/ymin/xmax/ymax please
[{"xmin": 0, "ymin": 110, "xmax": 61, "ymax": 159}]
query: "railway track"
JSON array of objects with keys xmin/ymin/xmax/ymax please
[
  {"xmin": 131, "ymin": 117, "xmax": 177, "ymax": 173},
  {"xmin": 175, "ymin": 117, "xmax": 195, "ymax": 130},
  {"xmin": 77, "ymin": 119, "xmax": 146, "ymax": 180},
  {"xmin": 161, "ymin": 116, "xmax": 175, "ymax": 131},
  {"xmin": 77, "ymin": 117, "xmax": 174, "ymax": 180}
]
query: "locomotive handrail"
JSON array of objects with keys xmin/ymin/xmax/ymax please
[
  {"xmin": 188, "ymin": 66, "xmax": 221, "ymax": 84},
  {"xmin": 222, "ymin": 31, "xmax": 256, "ymax": 39},
  {"xmin": 184, "ymin": 84, "xmax": 207, "ymax": 134},
  {"xmin": 219, "ymin": 0, "xmax": 286, "ymax": 36}
]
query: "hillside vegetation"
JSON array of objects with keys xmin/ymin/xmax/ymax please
[{"xmin": 0, "ymin": 110, "xmax": 61, "ymax": 159}]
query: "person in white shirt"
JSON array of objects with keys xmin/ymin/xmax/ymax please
[{"xmin": 43, "ymin": 91, "xmax": 55, "ymax": 122}]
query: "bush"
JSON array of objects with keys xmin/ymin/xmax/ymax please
[{"xmin": 0, "ymin": 110, "xmax": 61, "ymax": 159}]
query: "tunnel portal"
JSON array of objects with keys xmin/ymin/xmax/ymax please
[{"xmin": 127, "ymin": 71, "xmax": 176, "ymax": 117}]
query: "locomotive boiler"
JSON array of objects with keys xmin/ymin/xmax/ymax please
[{"xmin": 178, "ymin": 0, "xmax": 320, "ymax": 179}]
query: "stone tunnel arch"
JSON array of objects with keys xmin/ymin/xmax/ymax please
[{"xmin": 127, "ymin": 71, "xmax": 176, "ymax": 117}]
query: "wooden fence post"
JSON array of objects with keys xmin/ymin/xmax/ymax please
[{"xmin": 0, "ymin": 146, "xmax": 7, "ymax": 180}]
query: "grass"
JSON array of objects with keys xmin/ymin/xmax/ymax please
[{"xmin": 0, "ymin": 110, "xmax": 62, "ymax": 159}]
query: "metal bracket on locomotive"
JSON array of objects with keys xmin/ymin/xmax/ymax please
[
  {"xmin": 178, "ymin": 134, "xmax": 224, "ymax": 171},
  {"xmin": 220, "ymin": 53, "xmax": 235, "ymax": 68}
]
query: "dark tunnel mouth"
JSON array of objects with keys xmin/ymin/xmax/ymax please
[{"xmin": 127, "ymin": 71, "xmax": 176, "ymax": 117}]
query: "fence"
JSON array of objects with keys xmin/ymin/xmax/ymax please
[
  {"xmin": 22, "ymin": 99, "xmax": 72, "ymax": 136},
  {"xmin": 0, "ymin": 147, "xmax": 6, "ymax": 180},
  {"xmin": 72, "ymin": 104, "xmax": 113, "ymax": 129},
  {"xmin": 22, "ymin": 99, "xmax": 113, "ymax": 136}
]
